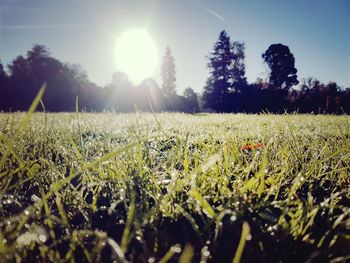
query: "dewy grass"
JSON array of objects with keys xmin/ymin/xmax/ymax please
[{"xmin": 0, "ymin": 102, "xmax": 349, "ymax": 262}]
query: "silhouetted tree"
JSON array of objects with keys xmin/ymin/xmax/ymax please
[
  {"xmin": 230, "ymin": 41, "xmax": 248, "ymax": 112},
  {"xmin": 137, "ymin": 78, "xmax": 166, "ymax": 111},
  {"xmin": 183, "ymin": 87, "xmax": 200, "ymax": 113},
  {"xmin": 50, "ymin": 63, "xmax": 103, "ymax": 111},
  {"xmin": 4, "ymin": 45, "xmax": 106, "ymax": 111},
  {"xmin": 259, "ymin": 44, "xmax": 298, "ymax": 112},
  {"xmin": 203, "ymin": 30, "xmax": 235, "ymax": 112},
  {"xmin": 26, "ymin": 45, "xmax": 62, "ymax": 87},
  {"xmin": 231, "ymin": 41, "xmax": 247, "ymax": 90},
  {"xmin": 7, "ymin": 55, "xmax": 37, "ymax": 110},
  {"xmin": 105, "ymin": 71, "xmax": 134, "ymax": 112},
  {"xmin": 2, "ymin": 42, "xmax": 349, "ymax": 114},
  {"xmin": 287, "ymin": 78, "xmax": 349, "ymax": 114},
  {"xmin": 0, "ymin": 60, "xmax": 6, "ymax": 80},
  {"xmin": 0, "ymin": 60, "xmax": 9, "ymax": 110},
  {"xmin": 262, "ymin": 44, "xmax": 299, "ymax": 90},
  {"xmin": 161, "ymin": 46, "xmax": 176, "ymax": 96}
]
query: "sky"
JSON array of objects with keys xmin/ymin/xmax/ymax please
[{"xmin": 0, "ymin": 0, "xmax": 349, "ymax": 93}]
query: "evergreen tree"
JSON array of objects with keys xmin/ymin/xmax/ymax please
[
  {"xmin": 231, "ymin": 41, "xmax": 247, "ymax": 89},
  {"xmin": 203, "ymin": 30, "xmax": 235, "ymax": 111},
  {"xmin": 161, "ymin": 46, "xmax": 176, "ymax": 96}
]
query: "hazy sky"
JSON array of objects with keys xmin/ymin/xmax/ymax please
[{"xmin": 1, "ymin": 0, "xmax": 349, "ymax": 93}]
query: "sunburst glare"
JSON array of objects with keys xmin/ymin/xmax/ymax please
[{"xmin": 114, "ymin": 29, "xmax": 159, "ymax": 84}]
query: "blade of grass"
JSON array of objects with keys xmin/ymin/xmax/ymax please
[
  {"xmin": 18, "ymin": 84, "xmax": 46, "ymax": 131},
  {"xmin": 189, "ymin": 189, "xmax": 216, "ymax": 219},
  {"xmin": 232, "ymin": 222, "xmax": 250, "ymax": 263},
  {"xmin": 159, "ymin": 244, "xmax": 181, "ymax": 263},
  {"xmin": 179, "ymin": 244, "xmax": 194, "ymax": 263},
  {"xmin": 121, "ymin": 193, "xmax": 136, "ymax": 253}
]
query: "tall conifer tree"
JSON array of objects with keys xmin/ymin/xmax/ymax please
[{"xmin": 161, "ymin": 46, "xmax": 176, "ymax": 96}]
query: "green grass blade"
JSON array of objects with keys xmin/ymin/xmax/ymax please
[{"xmin": 232, "ymin": 222, "xmax": 250, "ymax": 263}]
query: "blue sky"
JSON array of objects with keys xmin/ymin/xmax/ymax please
[{"xmin": 0, "ymin": 0, "xmax": 349, "ymax": 92}]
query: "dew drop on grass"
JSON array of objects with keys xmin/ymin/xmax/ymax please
[
  {"xmin": 230, "ymin": 215, "xmax": 237, "ymax": 222},
  {"xmin": 246, "ymin": 233, "xmax": 252, "ymax": 241},
  {"xmin": 2, "ymin": 239, "xmax": 7, "ymax": 244},
  {"xmin": 31, "ymin": 194, "xmax": 41, "ymax": 202},
  {"xmin": 24, "ymin": 210, "xmax": 29, "ymax": 216},
  {"xmin": 201, "ymin": 245, "xmax": 210, "ymax": 258},
  {"xmin": 203, "ymin": 250, "xmax": 210, "ymax": 257},
  {"xmin": 39, "ymin": 234, "xmax": 47, "ymax": 243},
  {"xmin": 171, "ymin": 245, "xmax": 182, "ymax": 253}
]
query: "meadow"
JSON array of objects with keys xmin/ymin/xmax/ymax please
[{"xmin": 0, "ymin": 106, "xmax": 349, "ymax": 262}]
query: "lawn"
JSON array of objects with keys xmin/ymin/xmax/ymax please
[{"xmin": 0, "ymin": 110, "xmax": 349, "ymax": 262}]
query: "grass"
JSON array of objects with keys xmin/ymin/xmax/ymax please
[{"xmin": 0, "ymin": 103, "xmax": 349, "ymax": 262}]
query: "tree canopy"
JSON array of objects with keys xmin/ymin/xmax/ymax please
[
  {"xmin": 203, "ymin": 30, "xmax": 247, "ymax": 112},
  {"xmin": 262, "ymin": 43, "xmax": 299, "ymax": 90}
]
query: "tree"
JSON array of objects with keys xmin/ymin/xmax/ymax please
[
  {"xmin": 7, "ymin": 55, "xmax": 36, "ymax": 110},
  {"xmin": 262, "ymin": 43, "xmax": 299, "ymax": 90},
  {"xmin": 0, "ymin": 60, "xmax": 9, "ymax": 110},
  {"xmin": 3, "ymin": 44, "xmax": 105, "ymax": 111},
  {"xmin": 0, "ymin": 60, "xmax": 6, "ymax": 79},
  {"xmin": 231, "ymin": 41, "xmax": 247, "ymax": 89},
  {"xmin": 105, "ymin": 71, "xmax": 134, "ymax": 112},
  {"xmin": 26, "ymin": 45, "xmax": 62, "ymax": 86},
  {"xmin": 0, "ymin": 60, "xmax": 7, "ymax": 87},
  {"xmin": 183, "ymin": 87, "xmax": 199, "ymax": 113},
  {"xmin": 203, "ymin": 30, "xmax": 235, "ymax": 112},
  {"xmin": 161, "ymin": 46, "xmax": 176, "ymax": 96}
]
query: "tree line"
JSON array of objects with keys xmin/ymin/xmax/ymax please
[
  {"xmin": 0, "ymin": 45, "xmax": 199, "ymax": 113},
  {"xmin": 203, "ymin": 31, "xmax": 349, "ymax": 114},
  {"xmin": 0, "ymin": 31, "xmax": 349, "ymax": 114}
]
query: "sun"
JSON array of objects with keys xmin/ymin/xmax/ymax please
[{"xmin": 114, "ymin": 29, "xmax": 159, "ymax": 84}]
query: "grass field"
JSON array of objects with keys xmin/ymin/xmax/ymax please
[{"xmin": 0, "ymin": 109, "xmax": 349, "ymax": 262}]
